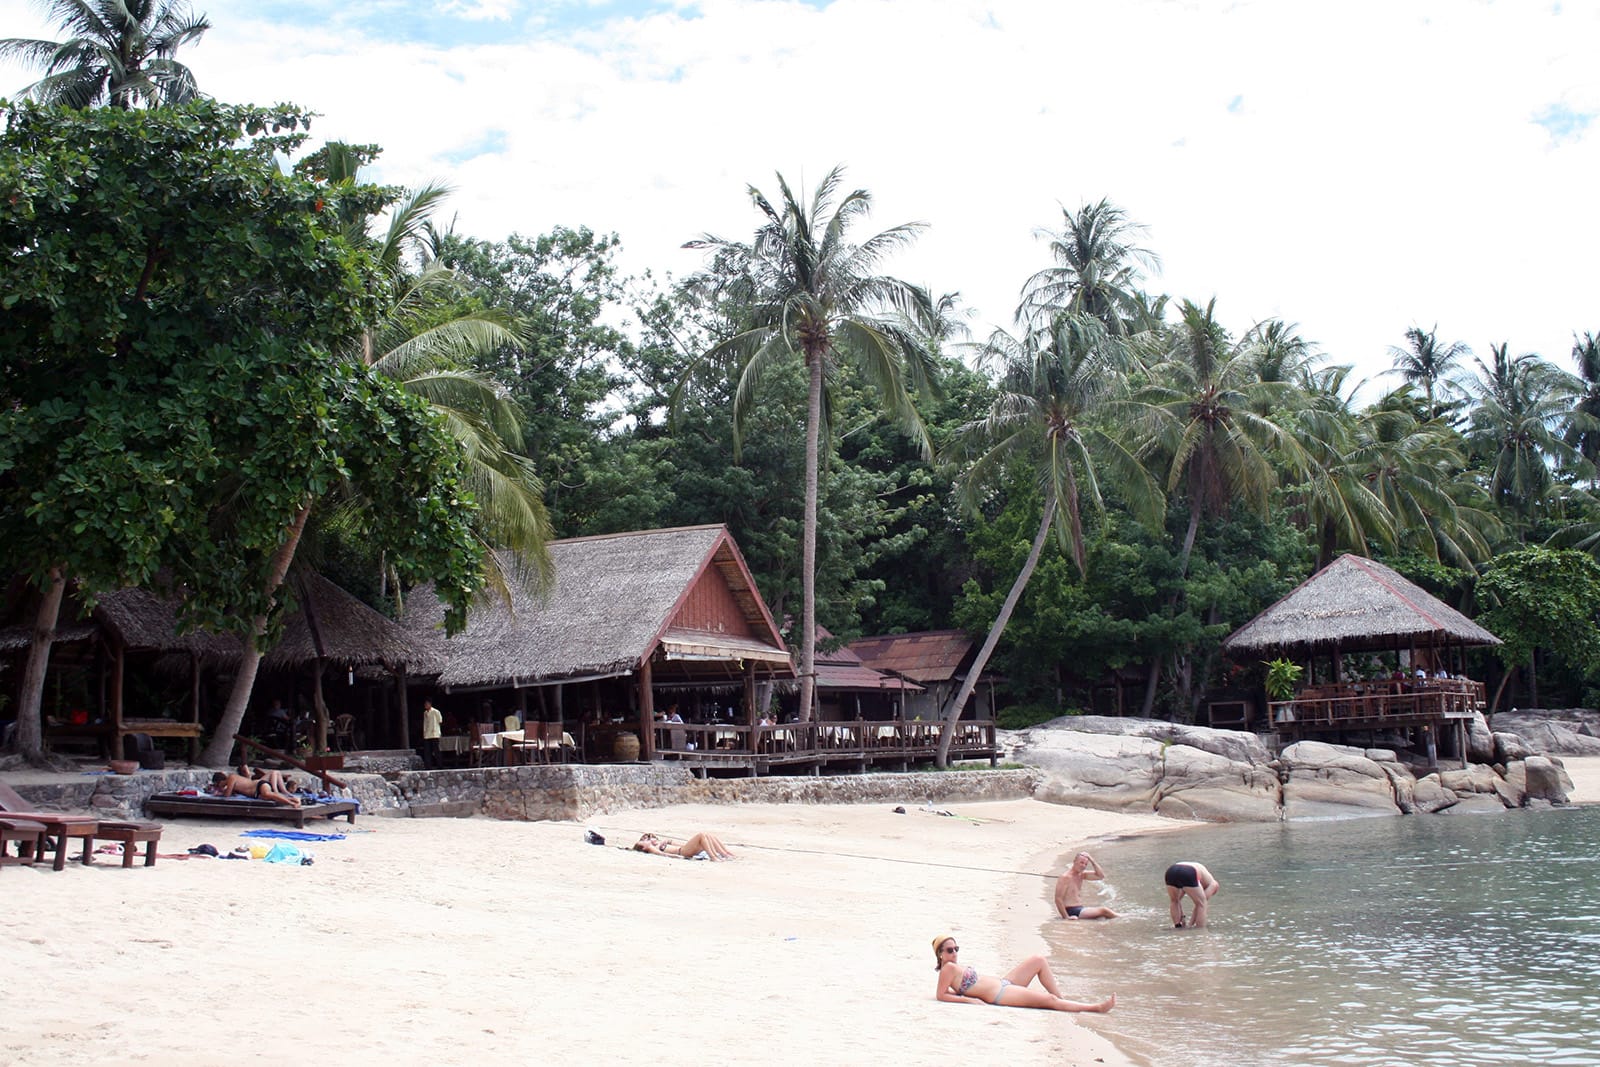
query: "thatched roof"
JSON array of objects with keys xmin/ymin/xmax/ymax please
[
  {"xmin": 0, "ymin": 583, "xmax": 234, "ymax": 657},
  {"xmin": 849, "ymin": 630, "xmax": 975, "ymax": 684},
  {"xmin": 261, "ymin": 571, "xmax": 433, "ymax": 672},
  {"xmin": 401, "ymin": 524, "xmax": 791, "ymax": 688},
  {"xmin": 1223, "ymin": 554, "xmax": 1502, "ymax": 654}
]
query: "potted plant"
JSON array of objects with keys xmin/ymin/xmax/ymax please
[
  {"xmin": 1263, "ymin": 658, "xmax": 1302, "ymax": 721},
  {"xmin": 303, "ymin": 749, "xmax": 344, "ymax": 772}
]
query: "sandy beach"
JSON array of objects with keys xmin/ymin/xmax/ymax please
[{"xmin": 4, "ymin": 756, "xmax": 1597, "ymax": 1066}]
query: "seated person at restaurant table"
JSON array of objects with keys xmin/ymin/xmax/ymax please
[
  {"xmin": 633, "ymin": 831, "xmax": 736, "ymax": 861},
  {"xmin": 210, "ymin": 771, "xmax": 301, "ymax": 808}
]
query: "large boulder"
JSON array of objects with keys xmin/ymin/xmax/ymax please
[
  {"xmin": 1493, "ymin": 732, "xmax": 1535, "ymax": 763},
  {"xmin": 1440, "ymin": 792, "xmax": 1509, "ymax": 814},
  {"xmin": 1008, "ymin": 726, "xmax": 1164, "ymax": 813},
  {"xmin": 1031, "ymin": 715, "xmax": 1273, "ymax": 765},
  {"xmin": 1523, "ymin": 755, "xmax": 1570, "ymax": 804},
  {"xmin": 1491, "ymin": 713, "xmax": 1600, "ymax": 756},
  {"xmin": 1465, "ymin": 711, "xmax": 1496, "ymax": 763},
  {"xmin": 1151, "ymin": 743, "xmax": 1282, "ymax": 823},
  {"xmin": 1279, "ymin": 741, "xmax": 1401, "ymax": 819},
  {"xmin": 1440, "ymin": 763, "xmax": 1500, "ymax": 794},
  {"xmin": 1410, "ymin": 773, "xmax": 1459, "ymax": 813}
]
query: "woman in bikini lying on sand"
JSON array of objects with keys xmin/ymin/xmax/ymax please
[
  {"xmin": 632, "ymin": 832, "xmax": 736, "ymax": 861},
  {"xmin": 931, "ymin": 934, "xmax": 1114, "ymax": 1013}
]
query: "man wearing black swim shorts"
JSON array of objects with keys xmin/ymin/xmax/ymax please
[{"xmin": 1164, "ymin": 861, "xmax": 1219, "ymax": 928}]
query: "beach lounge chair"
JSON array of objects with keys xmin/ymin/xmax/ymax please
[
  {"xmin": 0, "ymin": 781, "xmax": 100, "ymax": 870},
  {"xmin": 143, "ymin": 791, "xmax": 358, "ymax": 829},
  {"xmin": 0, "ymin": 817, "xmax": 48, "ymax": 869}
]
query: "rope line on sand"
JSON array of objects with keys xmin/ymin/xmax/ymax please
[{"xmin": 596, "ymin": 824, "xmax": 1059, "ymax": 879}]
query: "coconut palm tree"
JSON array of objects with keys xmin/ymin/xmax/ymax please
[
  {"xmin": 1018, "ymin": 198, "xmax": 1160, "ymax": 334},
  {"xmin": 933, "ymin": 314, "xmax": 1160, "ymax": 765},
  {"xmin": 1388, "ymin": 325, "xmax": 1470, "ymax": 420},
  {"xmin": 685, "ymin": 166, "xmax": 937, "ymax": 721},
  {"xmin": 1563, "ymin": 331, "xmax": 1600, "ymax": 481},
  {"xmin": 1463, "ymin": 342, "xmax": 1588, "ymax": 535},
  {"xmin": 1, "ymin": 0, "xmax": 210, "ymax": 108}
]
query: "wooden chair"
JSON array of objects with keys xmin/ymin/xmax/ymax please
[
  {"xmin": 541, "ymin": 720, "xmax": 568, "ymax": 764},
  {"xmin": 468, "ymin": 722, "xmax": 500, "ymax": 767},
  {"xmin": 332, "ymin": 714, "xmax": 357, "ymax": 752}
]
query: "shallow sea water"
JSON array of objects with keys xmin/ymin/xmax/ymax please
[{"xmin": 1047, "ymin": 805, "xmax": 1600, "ymax": 1067}]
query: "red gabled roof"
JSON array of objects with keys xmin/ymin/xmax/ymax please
[{"xmin": 847, "ymin": 629, "xmax": 974, "ymax": 684}]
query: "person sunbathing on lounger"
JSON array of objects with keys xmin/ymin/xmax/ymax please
[
  {"xmin": 210, "ymin": 772, "xmax": 301, "ymax": 808},
  {"xmin": 632, "ymin": 831, "xmax": 735, "ymax": 861},
  {"xmin": 237, "ymin": 763, "xmax": 296, "ymax": 797}
]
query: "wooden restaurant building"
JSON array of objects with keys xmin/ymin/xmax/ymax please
[
  {"xmin": 1222, "ymin": 554, "xmax": 1502, "ymax": 759},
  {"xmin": 399, "ymin": 524, "xmax": 1001, "ymax": 775}
]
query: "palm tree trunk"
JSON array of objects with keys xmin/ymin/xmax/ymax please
[
  {"xmin": 935, "ymin": 495, "xmax": 1057, "ymax": 767},
  {"xmin": 1138, "ymin": 505, "xmax": 1202, "ymax": 718},
  {"xmin": 13, "ymin": 566, "xmax": 66, "ymax": 761},
  {"xmin": 797, "ymin": 347, "xmax": 824, "ymax": 723},
  {"xmin": 198, "ymin": 501, "xmax": 312, "ymax": 767}
]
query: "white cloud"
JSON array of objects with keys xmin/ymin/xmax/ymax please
[{"xmin": 4, "ymin": 0, "xmax": 1597, "ymax": 391}]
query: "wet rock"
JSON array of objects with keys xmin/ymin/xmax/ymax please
[{"xmin": 1409, "ymin": 773, "xmax": 1458, "ymax": 813}]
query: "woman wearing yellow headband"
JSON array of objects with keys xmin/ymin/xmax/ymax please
[{"xmin": 931, "ymin": 935, "xmax": 1114, "ymax": 1012}]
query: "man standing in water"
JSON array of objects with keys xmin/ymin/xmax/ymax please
[
  {"xmin": 1164, "ymin": 861, "xmax": 1220, "ymax": 928},
  {"xmin": 1054, "ymin": 851, "xmax": 1119, "ymax": 919}
]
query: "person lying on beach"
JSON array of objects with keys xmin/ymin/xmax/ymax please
[
  {"xmin": 1053, "ymin": 851, "xmax": 1119, "ymax": 919},
  {"xmin": 632, "ymin": 832, "xmax": 735, "ymax": 861},
  {"xmin": 210, "ymin": 772, "xmax": 301, "ymax": 808},
  {"xmin": 237, "ymin": 762, "xmax": 296, "ymax": 797},
  {"xmin": 931, "ymin": 935, "xmax": 1113, "ymax": 1012},
  {"xmin": 1164, "ymin": 861, "xmax": 1220, "ymax": 928}
]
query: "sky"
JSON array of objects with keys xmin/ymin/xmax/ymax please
[{"xmin": 3, "ymin": 0, "xmax": 1597, "ymax": 393}]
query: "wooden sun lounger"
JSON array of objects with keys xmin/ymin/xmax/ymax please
[{"xmin": 144, "ymin": 792, "xmax": 358, "ymax": 829}]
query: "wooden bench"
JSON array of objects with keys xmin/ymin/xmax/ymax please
[
  {"xmin": 0, "ymin": 818, "xmax": 48, "ymax": 869},
  {"xmin": 94, "ymin": 821, "xmax": 164, "ymax": 868}
]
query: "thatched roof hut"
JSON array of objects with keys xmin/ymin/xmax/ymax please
[
  {"xmin": 401, "ymin": 524, "xmax": 792, "ymax": 689},
  {"xmin": 263, "ymin": 571, "xmax": 433, "ymax": 672},
  {"xmin": 1223, "ymin": 554, "xmax": 1502, "ymax": 655}
]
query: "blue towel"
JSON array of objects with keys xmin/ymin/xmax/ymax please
[{"xmin": 240, "ymin": 829, "xmax": 346, "ymax": 842}]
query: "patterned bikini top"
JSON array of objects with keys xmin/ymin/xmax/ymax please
[{"xmin": 955, "ymin": 966, "xmax": 979, "ymax": 995}]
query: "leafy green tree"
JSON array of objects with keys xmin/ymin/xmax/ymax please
[
  {"xmin": 684, "ymin": 166, "xmax": 938, "ymax": 720},
  {"xmin": 1476, "ymin": 546, "xmax": 1600, "ymax": 711},
  {"xmin": 1, "ymin": 0, "xmax": 209, "ymax": 108},
  {"xmin": 1563, "ymin": 331, "xmax": 1600, "ymax": 480},
  {"xmin": 0, "ymin": 101, "xmax": 483, "ymax": 763}
]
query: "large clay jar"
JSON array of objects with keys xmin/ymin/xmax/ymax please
[{"xmin": 613, "ymin": 731, "xmax": 641, "ymax": 762}]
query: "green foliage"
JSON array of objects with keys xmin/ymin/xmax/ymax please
[
  {"xmin": 1476, "ymin": 546, "xmax": 1600, "ymax": 673},
  {"xmin": 1262, "ymin": 658, "xmax": 1302, "ymax": 700},
  {"xmin": 0, "ymin": 100, "xmax": 483, "ymax": 638},
  {"xmin": 996, "ymin": 702, "xmax": 1081, "ymax": 730}
]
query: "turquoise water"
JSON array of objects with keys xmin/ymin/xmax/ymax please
[{"xmin": 1046, "ymin": 806, "xmax": 1600, "ymax": 1067}]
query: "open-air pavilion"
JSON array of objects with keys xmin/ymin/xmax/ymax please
[{"xmin": 1222, "ymin": 554, "xmax": 1502, "ymax": 758}]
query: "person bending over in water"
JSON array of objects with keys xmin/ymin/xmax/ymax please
[
  {"xmin": 1164, "ymin": 861, "xmax": 1220, "ymax": 928},
  {"xmin": 633, "ymin": 831, "xmax": 736, "ymax": 861},
  {"xmin": 931, "ymin": 935, "xmax": 1114, "ymax": 1012},
  {"xmin": 210, "ymin": 772, "xmax": 301, "ymax": 808},
  {"xmin": 1054, "ymin": 851, "xmax": 1119, "ymax": 919}
]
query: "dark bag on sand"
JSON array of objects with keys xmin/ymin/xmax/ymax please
[{"xmin": 583, "ymin": 829, "xmax": 605, "ymax": 846}]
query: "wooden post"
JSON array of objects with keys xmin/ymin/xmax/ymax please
[
  {"xmin": 395, "ymin": 666, "xmax": 410, "ymax": 749},
  {"xmin": 189, "ymin": 652, "xmax": 202, "ymax": 764},
  {"xmin": 744, "ymin": 661, "xmax": 758, "ymax": 752},
  {"xmin": 638, "ymin": 656, "xmax": 655, "ymax": 760},
  {"xmin": 110, "ymin": 639, "xmax": 125, "ymax": 760}
]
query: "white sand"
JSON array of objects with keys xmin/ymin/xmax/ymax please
[
  {"xmin": 6, "ymin": 762, "xmax": 1596, "ymax": 1066},
  {"xmin": 1, "ymin": 797, "xmax": 1176, "ymax": 1066}
]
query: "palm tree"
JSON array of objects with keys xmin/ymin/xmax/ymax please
[
  {"xmin": 934, "ymin": 315, "xmax": 1160, "ymax": 765},
  {"xmin": 1564, "ymin": 331, "xmax": 1600, "ymax": 481},
  {"xmin": 1, "ymin": 0, "xmax": 209, "ymax": 108},
  {"xmin": 1017, "ymin": 199, "xmax": 1159, "ymax": 334},
  {"xmin": 685, "ymin": 166, "xmax": 937, "ymax": 721},
  {"xmin": 1463, "ymin": 342, "xmax": 1588, "ymax": 535},
  {"xmin": 1127, "ymin": 298, "xmax": 1308, "ymax": 715},
  {"xmin": 1388, "ymin": 325, "xmax": 1469, "ymax": 420}
]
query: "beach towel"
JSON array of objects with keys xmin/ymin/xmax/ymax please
[
  {"xmin": 262, "ymin": 843, "xmax": 315, "ymax": 866},
  {"xmin": 240, "ymin": 829, "xmax": 346, "ymax": 842}
]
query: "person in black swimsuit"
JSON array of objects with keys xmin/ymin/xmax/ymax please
[
  {"xmin": 1164, "ymin": 861, "xmax": 1219, "ymax": 927},
  {"xmin": 1053, "ymin": 851, "xmax": 1119, "ymax": 919},
  {"xmin": 210, "ymin": 772, "xmax": 301, "ymax": 808}
]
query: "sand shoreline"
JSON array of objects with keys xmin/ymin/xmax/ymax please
[{"xmin": 3, "ymin": 757, "xmax": 1596, "ymax": 1066}]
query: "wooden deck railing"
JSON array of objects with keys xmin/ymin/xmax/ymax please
[
  {"xmin": 1269, "ymin": 679, "xmax": 1486, "ymax": 730},
  {"xmin": 651, "ymin": 718, "xmax": 998, "ymax": 771}
]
